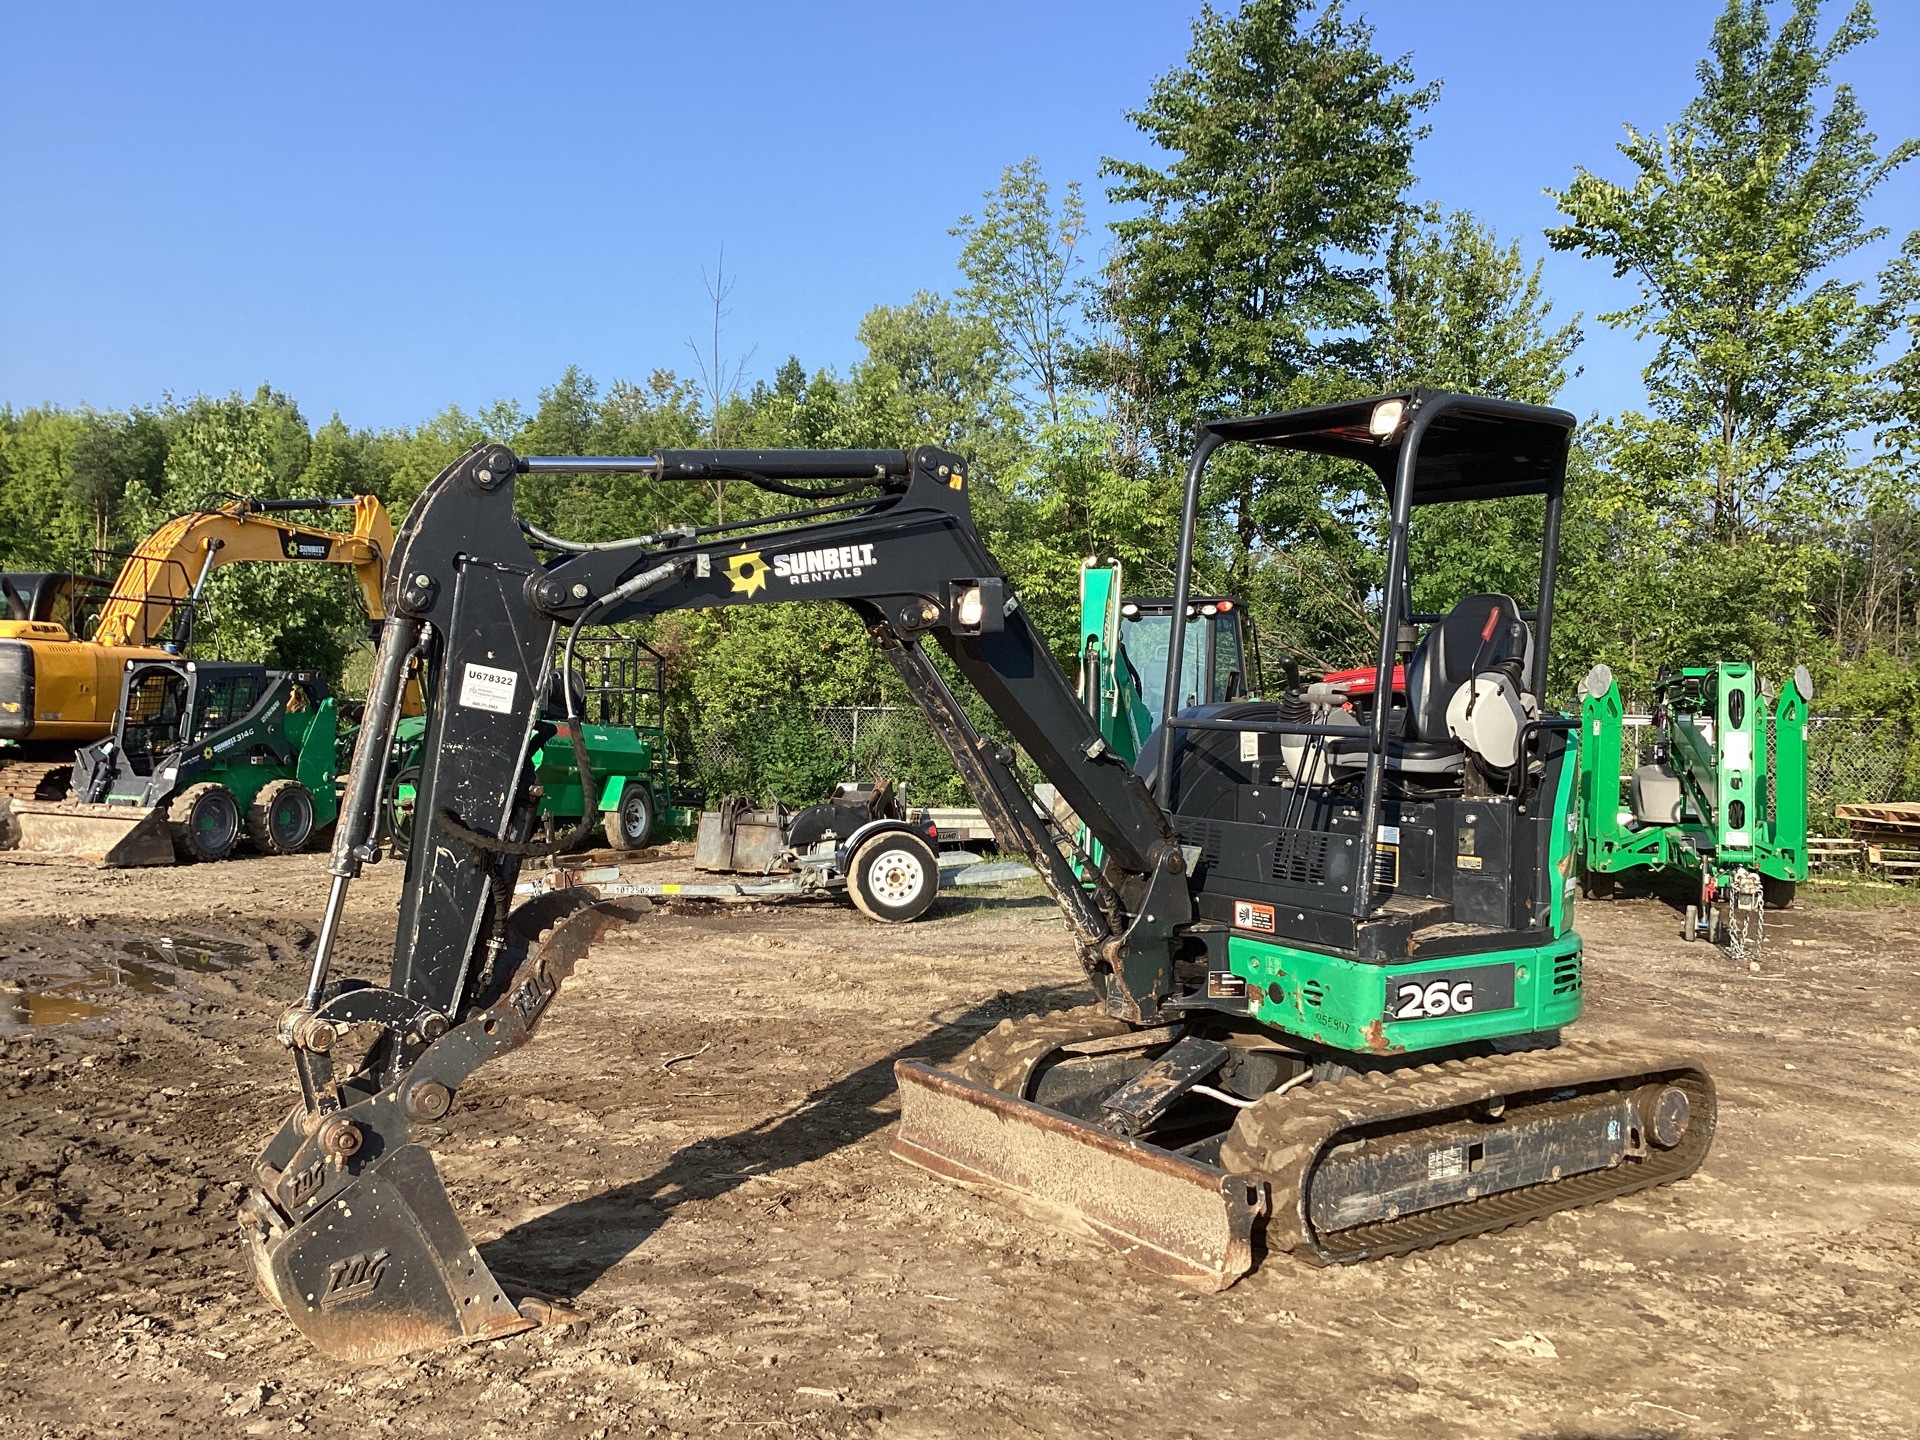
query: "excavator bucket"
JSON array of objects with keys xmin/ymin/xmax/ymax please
[
  {"xmin": 1, "ymin": 799, "xmax": 175, "ymax": 866},
  {"xmin": 892, "ymin": 1060, "xmax": 1266, "ymax": 1289},
  {"xmin": 240, "ymin": 892, "xmax": 645, "ymax": 1364}
]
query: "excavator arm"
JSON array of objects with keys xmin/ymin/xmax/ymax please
[
  {"xmin": 91, "ymin": 494, "xmax": 392, "ymax": 649},
  {"xmin": 240, "ymin": 443, "xmax": 1196, "ymax": 1359}
]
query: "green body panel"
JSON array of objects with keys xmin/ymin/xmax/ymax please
[
  {"xmin": 1227, "ymin": 933, "xmax": 1584, "ymax": 1055},
  {"xmin": 530, "ymin": 722, "xmax": 660, "ymax": 819},
  {"xmin": 1078, "ymin": 561, "xmax": 1151, "ymax": 767},
  {"xmin": 1577, "ymin": 663, "xmax": 1809, "ymax": 886},
  {"xmin": 390, "ymin": 712, "xmax": 677, "ymax": 830}
]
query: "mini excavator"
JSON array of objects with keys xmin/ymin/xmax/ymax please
[{"xmin": 241, "ymin": 392, "xmax": 1715, "ymax": 1363}]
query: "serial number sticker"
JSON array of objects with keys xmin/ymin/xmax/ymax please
[
  {"xmin": 1385, "ymin": 963, "xmax": 1516, "ymax": 1022},
  {"xmin": 1207, "ymin": 971, "xmax": 1247, "ymax": 1000},
  {"xmin": 1233, "ymin": 899, "xmax": 1276, "ymax": 934},
  {"xmin": 1428, "ymin": 1147, "xmax": 1467, "ymax": 1181},
  {"xmin": 1456, "ymin": 854, "xmax": 1484, "ymax": 871},
  {"xmin": 458, "ymin": 662, "xmax": 519, "ymax": 714}
]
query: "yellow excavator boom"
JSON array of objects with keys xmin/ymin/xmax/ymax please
[{"xmin": 90, "ymin": 495, "xmax": 392, "ymax": 649}]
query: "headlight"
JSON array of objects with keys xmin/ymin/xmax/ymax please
[
  {"xmin": 1370, "ymin": 399, "xmax": 1404, "ymax": 437},
  {"xmin": 955, "ymin": 587, "xmax": 985, "ymax": 629}
]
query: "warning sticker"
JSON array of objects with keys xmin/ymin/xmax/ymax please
[
  {"xmin": 1238, "ymin": 731, "xmax": 1259, "ymax": 762},
  {"xmin": 458, "ymin": 662, "xmax": 519, "ymax": 714},
  {"xmin": 1233, "ymin": 899, "xmax": 1276, "ymax": 934}
]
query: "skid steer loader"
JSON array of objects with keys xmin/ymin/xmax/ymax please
[{"xmin": 240, "ymin": 393, "xmax": 1714, "ymax": 1363}]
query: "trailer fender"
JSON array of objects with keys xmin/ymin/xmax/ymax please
[
  {"xmin": 596, "ymin": 773, "xmax": 628, "ymax": 812},
  {"xmin": 834, "ymin": 816, "xmax": 939, "ymax": 875}
]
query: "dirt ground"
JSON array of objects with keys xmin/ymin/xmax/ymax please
[{"xmin": 1, "ymin": 846, "xmax": 1917, "ymax": 1440}]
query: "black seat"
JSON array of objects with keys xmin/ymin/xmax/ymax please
[{"xmin": 1331, "ymin": 594, "xmax": 1530, "ymax": 776}]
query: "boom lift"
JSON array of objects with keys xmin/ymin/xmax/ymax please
[
  {"xmin": 1577, "ymin": 661, "xmax": 1811, "ymax": 961},
  {"xmin": 240, "ymin": 393, "xmax": 1714, "ymax": 1363}
]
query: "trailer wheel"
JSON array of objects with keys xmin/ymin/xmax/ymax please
[
  {"xmin": 1681, "ymin": 903, "xmax": 1700, "ymax": 942},
  {"xmin": 1581, "ymin": 870, "xmax": 1616, "ymax": 900},
  {"xmin": 848, "ymin": 830, "xmax": 938, "ymax": 923},
  {"xmin": 1761, "ymin": 876, "xmax": 1797, "ymax": 910},
  {"xmin": 248, "ymin": 779, "xmax": 316, "ymax": 855},
  {"xmin": 603, "ymin": 785, "xmax": 654, "ymax": 850},
  {"xmin": 169, "ymin": 782, "xmax": 242, "ymax": 862}
]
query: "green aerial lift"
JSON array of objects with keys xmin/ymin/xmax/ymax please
[{"xmin": 1576, "ymin": 661, "xmax": 1812, "ymax": 959}]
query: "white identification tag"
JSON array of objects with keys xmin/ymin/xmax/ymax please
[
  {"xmin": 458, "ymin": 663, "xmax": 519, "ymax": 714},
  {"xmin": 1239, "ymin": 731, "xmax": 1258, "ymax": 761}
]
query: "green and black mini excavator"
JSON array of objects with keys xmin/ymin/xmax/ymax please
[{"xmin": 240, "ymin": 391, "xmax": 1714, "ymax": 1363}]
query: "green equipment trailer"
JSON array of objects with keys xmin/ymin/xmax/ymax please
[
  {"xmin": 388, "ymin": 632, "xmax": 688, "ymax": 853},
  {"xmin": 1576, "ymin": 661, "xmax": 1813, "ymax": 959},
  {"xmin": 5, "ymin": 658, "xmax": 344, "ymax": 864}
]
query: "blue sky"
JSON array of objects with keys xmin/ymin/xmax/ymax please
[{"xmin": 4, "ymin": 1, "xmax": 1916, "ymax": 432}]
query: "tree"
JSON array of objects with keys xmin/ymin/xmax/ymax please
[
  {"xmin": 1546, "ymin": 0, "xmax": 1918, "ymax": 542},
  {"xmin": 1098, "ymin": 0, "xmax": 1437, "ymax": 461},
  {"xmin": 952, "ymin": 158, "xmax": 1088, "ymax": 427},
  {"xmin": 1092, "ymin": 0, "xmax": 1437, "ymax": 666},
  {"xmin": 1379, "ymin": 209, "xmax": 1583, "ymax": 404}
]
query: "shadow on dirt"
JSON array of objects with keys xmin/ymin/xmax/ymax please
[{"xmin": 481, "ymin": 980, "xmax": 1091, "ymax": 1294}]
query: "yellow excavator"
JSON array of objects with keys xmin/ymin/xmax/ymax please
[{"xmin": 0, "ymin": 495, "xmax": 393, "ymax": 804}]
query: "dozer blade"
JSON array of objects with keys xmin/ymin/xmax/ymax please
[
  {"xmin": 2, "ymin": 800, "xmax": 174, "ymax": 866},
  {"xmin": 892, "ymin": 1059, "xmax": 1267, "ymax": 1290},
  {"xmin": 240, "ymin": 892, "xmax": 649, "ymax": 1364}
]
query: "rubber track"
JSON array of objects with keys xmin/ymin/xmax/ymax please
[
  {"xmin": 949, "ymin": 1005, "xmax": 1132, "ymax": 1096},
  {"xmin": 1220, "ymin": 1040, "xmax": 1716, "ymax": 1264}
]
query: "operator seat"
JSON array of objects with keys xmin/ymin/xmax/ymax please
[{"xmin": 1330, "ymin": 594, "xmax": 1531, "ymax": 777}]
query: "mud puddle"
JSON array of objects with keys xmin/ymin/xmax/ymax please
[{"xmin": 0, "ymin": 927, "xmax": 271, "ymax": 1030}]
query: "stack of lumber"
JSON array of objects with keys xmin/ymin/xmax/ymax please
[{"xmin": 1832, "ymin": 803, "xmax": 1920, "ymax": 882}]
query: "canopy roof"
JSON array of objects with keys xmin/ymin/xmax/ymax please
[{"xmin": 1199, "ymin": 390, "xmax": 1574, "ymax": 505}]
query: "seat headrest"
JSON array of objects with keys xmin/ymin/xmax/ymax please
[{"xmin": 1406, "ymin": 594, "xmax": 1530, "ymax": 742}]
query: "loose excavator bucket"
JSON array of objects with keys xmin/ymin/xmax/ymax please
[
  {"xmin": 1, "ymin": 799, "xmax": 175, "ymax": 866},
  {"xmin": 892, "ymin": 1061, "xmax": 1267, "ymax": 1290},
  {"xmin": 240, "ymin": 892, "xmax": 645, "ymax": 1364}
]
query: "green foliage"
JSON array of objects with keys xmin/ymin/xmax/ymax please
[
  {"xmin": 1547, "ymin": 0, "xmax": 1917, "ymax": 539},
  {"xmin": 953, "ymin": 158, "xmax": 1088, "ymax": 427},
  {"xmin": 1097, "ymin": 0, "xmax": 1437, "ymax": 458}
]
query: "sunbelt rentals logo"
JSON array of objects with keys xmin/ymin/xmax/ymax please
[{"xmin": 772, "ymin": 543, "xmax": 876, "ymax": 586}]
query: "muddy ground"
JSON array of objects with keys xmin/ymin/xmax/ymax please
[{"xmin": 1, "ymin": 847, "xmax": 1916, "ymax": 1439}]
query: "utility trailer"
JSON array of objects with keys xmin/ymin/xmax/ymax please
[{"xmin": 238, "ymin": 398, "xmax": 1714, "ymax": 1364}]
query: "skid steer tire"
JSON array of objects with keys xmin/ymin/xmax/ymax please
[
  {"xmin": 247, "ymin": 778, "xmax": 316, "ymax": 855},
  {"xmin": 603, "ymin": 785, "xmax": 654, "ymax": 851},
  {"xmin": 169, "ymin": 782, "xmax": 242, "ymax": 863},
  {"xmin": 848, "ymin": 830, "xmax": 938, "ymax": 923}
]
